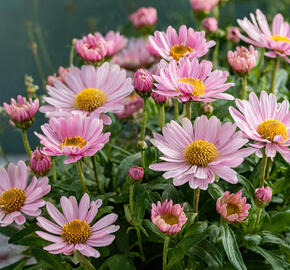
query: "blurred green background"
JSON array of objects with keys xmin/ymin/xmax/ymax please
[{"xmin": 0, "ymin": 0, "xmax": 289, "ymax": 154}]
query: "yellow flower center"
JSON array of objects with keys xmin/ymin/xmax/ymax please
[
  {"xmin": 184, "ymin": 140, "xmax": 218, "ymax": 167},
  {"xmin": 169, "ymin": 44, "xmax": 193, "ymax": 61},
  {"xmin": 257, "ymin": 120, "xmax": 288, "ymax": 142},
  {"xmin": 60, "ymin": 136, "xmax": 87, "ymax": 149},
  {"xmin": 0, "ymin": 188, "xmax": 26, "ymax": 213},
  {"xmin": 74, "ymin": 88, "xmax": 107, "ymax": 112},
  {"xmin": 178, "ymin": 77, "xmax": 206, "ymax": 97},
  {"xmin": 61, "ymin": 219, "xmax": 91, "ymax": 244},
  {"xmin": 269, "ymin": 35, "xmax": 290, "ymax": 43},
  {"xmin": 226, "ymin": 203, "xmax": 240, "ymax": 216},
  {"xmin": 161, "ymin": 214, "xmax": 179, "ymax": 225}
]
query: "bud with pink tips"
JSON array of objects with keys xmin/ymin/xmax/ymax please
[
  {"xmin": 227, "ymin": 27, "xmax": 240, "ymax": 43},
  {"xmin": 151, "ymin": 92, "xmax": 168, "ymax": 104},
  {"xmin": 202, "ymin": 17, "xmax": 218, "ymax": 33},
  {"xmin": 227, "ymin": 45, "xmax": 258, "ymax": 75},
  {"xmin": 190, "ymin": 0, "xmax": 219, "ymax": 12},
  {"xmin": 29, "ymin": 147, "xmax": 51, "ymax": 177},
  {"xmin": 255, "ymin": 186, "xmax": 272, "ymax": 208},
  {"xmin": 129, "ymin": 7, "xmax": 157, "ymax": 29},
  {"xmin": 128, "ymin": 166, "xmax": 144, "ymax": 181},
  {"xmin": 133, "ymin": 69, "xmax": 154, "ymax": 93}
]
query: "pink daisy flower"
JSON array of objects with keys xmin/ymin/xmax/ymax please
[
  {"xmin": 35, "ymin": 114, "xmax": 110, "ymax": 164},
  {"xmin": 153, "ymin": 58, "xmax": 234, "ymax": 102},
  {"xmin": 151, "ymin": 199, "xmax": 187, "ymax": 234},
  {"xmin": 216, "ymin": 190, "xmax": 251, "ymax": 223},
  {"xmin": 36, "ymin": 193, "xmax": 119, "ymax": 258},
  {"xmin": 104, "ymin": 31, "xmax": 127, "ymax": 57},
  {"xmin": 0, "ymin": 160, "xmax": 51, "ymax": 226},
  {"xmin": 229, "ymin": 91, "xmax": 290, "ymax": 162},
  {"xmin": 237, "ymin": 9, "xmax": 290, "ymax": 63},
  {"xmin": 149, "ymin": 116, "xmax": 254, "ymax": 190},
  {"xmin": 40, "ymin": 63, "xmax": 133, "ymax": 124},
  {"xmin": 149, "ymin": 25, "xmax": 215, "ymax": 61}
]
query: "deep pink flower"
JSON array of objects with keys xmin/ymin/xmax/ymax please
[
  {"xmin": 3, "ymin": 95, "xmax": 39, "ymax": 129},
  {"xmin": 115, "ymin": 93, "xmax": 144, "ymax": 119},
  {"xmin": 129, "ymin": 7, "xmax": 157, "ymax": 29},
  {"xmin": 227, "ymin": 45, "xmax": 258, "ymax": 74},
  {"xmin": 229, "ymin": 91, "xmax": 290, "ymax": 162},
  {"xmin": 255, "ymin": 186, "xmax": 272, "ymax": 205},
  {"xmin": 202, "ymin": 17, "xmax": 218, "ymax": 33},
  {"xmin": 104, "ymin": 31, "xmax": 127, "ymax": 57},
  {"xmin": 30, "ymin": 147, "xmax": 51, "ymax": 177},
  {"xmin": 36, "ymin": 193, "xmax": 119, "ymax": 258},
  {"xmin": 40, "ymin": 64, "xmax": 133, "ymax": 124},
  {"xmin": 151, "ymin": 200, "xmax": 187, "ymax": 234},
  {"xmin": 149, "ymin": 116, "xmax": 254, "ymax": 190},
  {"xmin": 216, "ymin": 190, "xmax": 251, "ymax": 223},
  {"xmin": 153, "ymin": 58, "xmax": 234, "ymax": 103},
  {"xmin": 227, "ymin": 27, "xmax": 240, "ymax": 43},
  {"xmin": 47, "ymin": 66, "xmax": 71, "ymax": 86},
  {"xmin": 151, "ymin": 92, "xmax": 168, "ymax": 104},
  {"xmin": 190, "ymin": 0, "xmax": 219, "ymax": 12},
  {"xmin": 35, "ymin": 114, "xmax": 110, "ymax": 164},
  {"xmin": 76, "ymin": 33, "xmax": 108, "ymax": 62},
  {"xmin": 133, "ymin": 69, "xmax": 153, "ymax": 92},
  {"xmin": 128, "ymin": 166, "xmax": 144, "ymax": 181},
  {"xmin": 237, "ymin": 9, "xmax": 290, "ymax": 63},
  {"xmin": 149, "ymin": 25, "xmax": 215, "ymax": 61},
  {"xmin": 0, "ymin": 161, "xmax": 50, "ymax": 226}
]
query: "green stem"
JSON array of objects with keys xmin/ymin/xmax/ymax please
[
  {"xmin": 91, "ymin": 155, "xmax": 100, "ymax": 193},
  {"xmin": 241, "ymin": 75, "xmax": 247, "ymax": 100},
  {"xmin": 174, "ymin": 99, "xmax": 179, "ymax": 120},
  {"xmin": 76, "ymin": 251, "xmax": 94, "ymax": 270},
  {"xmin": 162, "ymin": 236, "xmax": 170, "ymax": 270},
  {"xmin": 52, "ymin": 157, "xmax": 56, "ymax": 181},
  {"xmin": 265, "ymin": 158, "xmax": 272, "ymax": 180},
  {"xmin": 255, "ymin": 208, "xmax": 262, "ymax": 229},
  {"xmin": 136, "ymin": 227, "xmax": 145, "ymax": 262},
  {"xmin": 260, "ymin": 154, "xmax": 268, "ymax": 187},
  {"xmin": 76, "ymin": 160, "xmax": 89, "ymax": 194},
  {"xmin": 212, "ymin": 39, "xmax": 219, "ymax": 67},
  {"xmin": 21, "ymin": 130, "xmax": 32, "ymax": 158},
  {"xmin": 160, "ymin": 104, "xmax": 165, "ymax": 129},
  {"xmin": 140, "ymin": 98, "xmax": 147, "ymax": 169},
  {"xmin": 69, "ymin": 39, "xmax": 76, "ymax": 67},
  {"xmin": 270, "ymin": 57, "xmax": 280, "ymax": 94},
  {"xmin": 185, "ymin": 102, "xmax": 192, "ymax": 120},
  {"xmin": 129, "ymin": 183, "xmax": 134, "ymax": 219},
  {"xmin": 193, "ymin": 187, "xmax": 200, "ymax": 214}
]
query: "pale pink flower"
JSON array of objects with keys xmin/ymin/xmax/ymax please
[
  {"xmin": 3, "ymin": 95, "xmax": 39, "ymax": 129},
  {"xmin": 128, "ymin": 166, "xmax": 144, "ymax": 181},
  {"xmin": 237, "ymin": 9, "xmax": 290, "ymax": 63},
  {"xmin": 216, "ymin": 190, "xmax": 251, "ymax": 223},
  {"xmin": 153, "ymin": 58, "xmax": 234, "ymax": 103},
  {"xmin": 129, "ymin": 7, "xmax": 157, "ymax": 29},
  {"xmin": 202, "ymin": 17, "xmax": 218, "ymax": 33},
  {"xmin": 36, "ymin": 193, "xmax": 119, "ymax": 258},
  {"xmin": 0, "ymin": 161, "xmax": 51, "ymax": 227},
  {"xmin": 227, "ymin": 45, "xmax": 258, "ymax": 74},
  {"xmin": 40, "ymin": 63, "xmax": 133, "ymax": 125},
  {"xmin": 255, "ymin": 186, "xmax": 272, "ymax": 204},
  {"xmin": 151, "ymin": 92, "xmax": 168, "ymax": 104},
  {"xmin": 190, "ymin": 0, "xmax": 219, "ymax": 12},
  {"xmin": 47, "ymin": 66, "xmax": 71, "ymax": 86},
  {"xmin": 35, "ymin": 114, "xmax": 110, "ymax": 164},
  {"xmin": 201, "ymin": 102, "xmax": 214, "ymax": 114},
  {"xmin": 149, "ymin": 116, "xmax": 254, "ymax": 190},
  {"xmin": 76, "ymin": 33, "xmax": 108, "ymax": 62},
  {"xmin": 133, "ymin": 69, "xmax": 153, "ymax": 92},
  {"xmin": 104, "ymin": 31, "xmax": 127, "ymax": 57},
  {"xmin": 151, "ymin": 200, "xmax": 187, "ymax": 234},
  {"xmin": 30, "ymin": 147, "xmax": 51, "ymax": 177},
  {"xmin": 149, "ymin": 25, "xmax": 215, "ymax": 61},
  {"xmin": 112, "ymin": 38, "xmax": 157, "ymax": 70},
  {"xmin": 115, "ymin": 93, "xmax": 144, "ymax": 119},
  {"xmin": 229, "ymin": 91, "xmax": 290, "ymax": 162},
  {"xmin": 227, "ymin": 27, "xmax": 240, "ymax": 43}
]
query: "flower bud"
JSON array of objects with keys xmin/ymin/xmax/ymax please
[
  {"xmin": 133, "ymin": 69, "xmax": 153, "ymax": 93},
  {"xmin": 151, "ymin": 92, "xmax": 168, "ymax": 104},
  {"xmin": 255, "ymin": 186, "xmax": 272, "ymax": 208},
  {"xmin": 190, "ymin": 0, "xmax": 219, "ymax": 12},
  {"xmin": 29, "ymin": 147, "xmax": 51, "ymax": 176},
  {"xmin": 128, "ymin": 166, "xmax": 144, "ymax": 181},
  {"xmin": 129, "ymin": 7, "xmax": 157, "ymax": 29},
  {"xmin": 202, "ymin": 17, "xmax": 218, "ymax": 33},
  {"xmin": 201, "ymin": 102, "xmax": 213, "ymax": 114},
  {"xmin": 227, "ymin": 27, "xmax": 240, "ymax": 43}
]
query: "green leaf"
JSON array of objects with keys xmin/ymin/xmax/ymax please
[
  {"xmin": 264, "ymin": 211, "xmax": 290, "ymax": 233},
  {"xmin": 243, "ymin": 234, "xmax": 262, "ymax": 247},
  {"xmin": 167, "ymin": 246, "xmax": 186, "ymax": 270},
  {"xmin": 9, "ymin": 223, "xmax": 39, "ymax": 244},
  {"xmin": 221, "ymin": 223, "xmax": 247, "ymax": 270},
  {"xmin": 208, "ymin": 183, "xmax": 224, "ymax": 201},
  {"xmin": 19, "ymin": 235, "xmax": 51, "ymax": 247},
  {"xmin": 99, "ymin": 254, "xmax": 136, "ymax": 270},
  {"xmin": 143, "ymin": 219, "xmax": 165, "ymax": 242},
  {"xmin": 237, "ymin": 174, "xmax": 255, "ymax": 201},
  {"xmin": 260, "ymin": 231, "xmax": 288, "ymax": 246},
  {"xmin": 1, "ymin": 258, "xmax": 28, "ymax": 270}
]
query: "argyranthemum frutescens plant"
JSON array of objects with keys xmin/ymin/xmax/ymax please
[{"xmin": 0, "ymin": 2, "xmax": 290, "ymax": 269}]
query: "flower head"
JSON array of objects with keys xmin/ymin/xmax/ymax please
[
  {"xmin": 151, "ymin": 200, "xmax": 187, "ymax": 234},
  {"xmin": 237, "ymin": 9, "xmax": 290, "ymax": 63},
  {"xmin": 30, "ymin": 147, "xmax": 51, "ymax": 176},
  {"xmin": 151, "ymin": 92, "xmax": 168, "ymax": 104},
  {"xmin": 128, "ymin": 166, "xmax": 144, "ymax": 181},
  {"xmin": 190, "ymin": 0, "xmax": 219, "ymax": 12},
  {"xmin": 0, "ymin": 161, "xmax": 50, "ymax": 226},
  {"xmin": 153, "ymin": 58, "xmax": 234, "ymax": 103},
  {"xmin": 149, "ymin": 25, "xmax": 215, "ymax": 61},
  {"xmin": 216, "ymin": 190, "xmax": 251, "ymax": 223},
  {"xmin": 104, "ymin": 31, "xmax": 127, "ymax": 57},
  {"xmin": 40, "ymin": 63, "xmax": 133, "ymax": 124},
  {"xmin": 255, "ymin": 186, "xmax": 272, "ymax": 208},
  {"xmin": 47, "ymin": 66, "xmax": 71, "ymax": 86},
  {"xmin": 202, "ymin": 17, "xmax": 218, "ymax": 33},
  {"xmin": 227, "ymin": 27, "xmax": 240, "ymax": 43},
  {"xmin": 129, "ymin": 7, "xmax": 157, "ymax": 29},
  {"xmin": 35, "ymin": 114, "xmax": 110, "ymax": 164},
  {"xmin": 229, "ymin": 91, "xmax": 290, "ymax": 162},
  {"xmin": 115, "ymin": 93, "xmax": 144, "ymax": 119},
  {"xmin": 36, "ymin": 193, "xmax": 119, "ymax": 258},
  {"xmin": 133, "ymin": 69, "xmax": 153, "ymax": 93},
  {"xmin": 149, "ymin": 116, "xmax": 254, "ymax": 190},
  {"xmin": 3, "ymin": 95, "xmax": 39, "ymax": 129},
  {"xmin": 227, "ymin": 45, "xmax": 258, "ymax": 74}
]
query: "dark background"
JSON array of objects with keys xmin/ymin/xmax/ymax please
[{"xmin": 0, "ymin": 0, "xmax": 288, "ymax": 154}]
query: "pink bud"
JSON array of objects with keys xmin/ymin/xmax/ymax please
[
  {"xmin": 255, "ymin": 186, "xmax": 272, "ymax": 206},
  {"xmin": 30, "ymin": 147, "xmax": 51, "ymax": 176},
  {"xmin": 151, "ymin": 92, "xmax": 168, "ymax": 103},
  {"xmin": 201, "ymin": 102, "xmax": 213, "ymax": 114},
  {"xmin": 227, "ymin": 27, "xmax": 240, "ymax": 43},
  {"xmin": 128, "ymin": 166, "xmax": 144, "ymax": 181},
  {"xmin": 190, "ymin": 0, "xmax": 219, "ymax": 12},
  {"xmin": 202, "ymin": 17, "xmax": 218, "ymax": 33},
  {"xmin": 129, "ymin": 7, "xmax": 157, "ymax": 29},
  {"xmin": 133, "ymin": 69, "xmax": 153, "ymax": 92}
]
